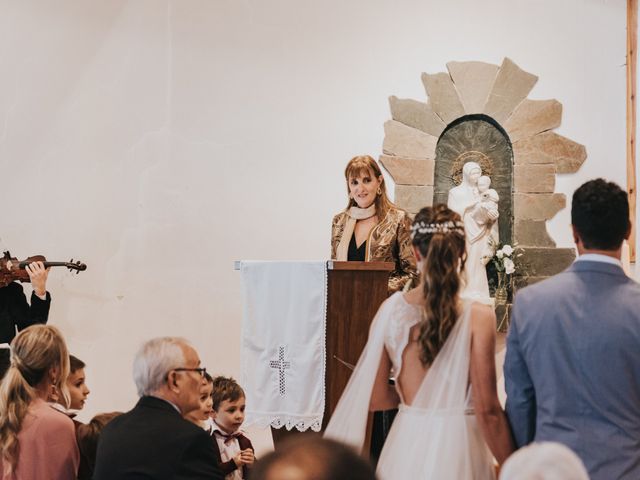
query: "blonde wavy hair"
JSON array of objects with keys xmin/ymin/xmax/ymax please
[
  {"xmin": 344, "ymin": 155, "xmax": 396, "ymax": 221},
  {"xmin": 0, "ymin": 325, "xmax": 70, "ymax": 474},
  {"xmin": 411, "ymin": 205, "xmax": 467, "ymax": 366}
]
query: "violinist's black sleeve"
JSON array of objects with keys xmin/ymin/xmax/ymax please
[{"xmin": 0, "ymin": 282, "xmax": 50, "ymax": 344}]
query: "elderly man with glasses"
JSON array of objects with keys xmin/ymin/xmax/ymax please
[{"xmin": 94, "ymin": 337, "xmax": 223, "ymax": 480}]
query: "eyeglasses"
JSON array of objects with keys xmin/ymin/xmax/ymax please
[{"xmin": 173, "ymin": 367, "xmax": 207, "ymax": 378}]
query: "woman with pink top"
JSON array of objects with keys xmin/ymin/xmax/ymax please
[{"xmin": 0, "ymin": 324, "xmax": 79, "ymax": 479}]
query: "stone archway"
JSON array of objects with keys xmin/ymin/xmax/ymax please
[{"xmin": 379, "ymin": 58, "xmax": 586, "ymax": 288}]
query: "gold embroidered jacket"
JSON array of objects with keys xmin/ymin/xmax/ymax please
[{"xmin": 331, "ymin": 208, "xmax": 418, "ymax": 293}]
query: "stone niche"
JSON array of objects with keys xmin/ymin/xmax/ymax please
[{"xmin": 380, "ymin": 58, "xmax": 587, "ymax": 289}]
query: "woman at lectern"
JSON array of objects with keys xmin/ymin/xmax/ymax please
[{"xmin": 331, "ymin": 155, "xmax": 417, "ymax": 293}]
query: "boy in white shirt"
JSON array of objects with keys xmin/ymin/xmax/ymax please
[{"xmin": 210, "ymin": 376, "xmax": 255, "ymax": 480}]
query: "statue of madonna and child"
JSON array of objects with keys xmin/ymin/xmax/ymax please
[{"xmin": 447, "ymin": 161, "xmax": 499, "ymax": 304}]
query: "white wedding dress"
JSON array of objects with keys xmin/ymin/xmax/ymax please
[{"xmin": 324, "ymin": 292, "xmax": 495, "ymax": 479}]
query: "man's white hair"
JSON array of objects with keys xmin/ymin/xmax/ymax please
[
  {"xmin": 133, "ymin": 337, "xmax": 191, "ymax": 397},
  {"xmin": 500, "ymin": 442, "xmax": 589, "ymax": 480}
]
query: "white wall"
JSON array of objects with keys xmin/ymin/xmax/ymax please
[{"xmin": 0, "ymin": 0, "xmax": 626, "ymax": 447}]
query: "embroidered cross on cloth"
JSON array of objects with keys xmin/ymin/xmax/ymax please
[{"xmin": 240, "ymin": 261, "xmax": 327, "ymax": 432}]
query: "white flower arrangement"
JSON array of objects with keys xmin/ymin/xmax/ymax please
[
  {"xmin": 504, "ymin": 257, "xmax": 515, "ymax": 274},
  {"xmin": 488, "ymin": 242, "xmax": 523, "ymax": 276}
]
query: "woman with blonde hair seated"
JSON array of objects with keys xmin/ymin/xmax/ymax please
[{"xmin": 0, "ymin": 324, "xmax": 79, "ymax": 479}]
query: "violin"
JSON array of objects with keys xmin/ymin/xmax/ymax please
[{"xmin": 0, "ymin": 251, "xmax": 87, "ymax": 288}]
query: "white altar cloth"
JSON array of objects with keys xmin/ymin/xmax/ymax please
[{"xmin": 240, "ymin": 261, "xmax": 327, "ymax": 431}]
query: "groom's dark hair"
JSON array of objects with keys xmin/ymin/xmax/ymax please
[{"xmin": 571, "ymin": 178, "xmax": 630, "ymax": 250}]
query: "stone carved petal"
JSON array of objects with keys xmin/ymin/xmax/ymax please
[
  {"xmin": 388, "ymin": 96, "xmax": 446, "ymax": 137},
  {"xmin": 513, "ymin": 131, "xmax": 587, "ymax": 173},
  {"xmin": 504, "ymin": 99, "xmax": 562, "ymax": 143},
  {"xmin": 514, "ymin": 219, "xmax": 556, "ymax": 247},
  {"xmin": 484, "ymin": 57, "xmax": 538, "ymax": 124},
  {"xmin": 446, "ymin": 61, "xmax": 499, "ymax": 114},
  {"xmin": 394, "ymin": 185, "xmax": 434, "ymax": 214},
  {"xmin": 514, "ymin": 193, "xmax": 566, "ymax": 221},
  {"xmin": 379, "ymin": 155, "xmax": 435, "ymax": 186},
  {"xmin": 514, "ymin": 164, "xmax": 556, "ymax": 193},
  {"xmin": 519, "ymin": 247, "xmax": 576, "ymax": 277},
  {"xmin": 382, "ymin": 120, "xmax": 438, "ymax": 159},
  {"xmin": 421, "ymin": 72, "xmax": 466, "ymax": 124}
]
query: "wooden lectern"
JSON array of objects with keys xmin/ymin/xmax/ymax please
[{"xmin": 271, "ymin": 260, "xmax": 394, "ymax": 446}]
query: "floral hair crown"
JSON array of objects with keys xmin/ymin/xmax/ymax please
[{"xmin": 410, "ymin": 220, "xmax": 465, "ymax": 239}]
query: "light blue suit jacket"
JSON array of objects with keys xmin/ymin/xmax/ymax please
[{"xmin": 505, "ymin": 260, "xmax": 640, "ymax": 480}]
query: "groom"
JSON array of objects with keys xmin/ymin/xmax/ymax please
[{"xmin": 504, "ymin": 179, "xmax": 640, "ymax": 480}]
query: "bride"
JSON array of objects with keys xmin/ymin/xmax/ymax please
[{"xmin": 324, "ymin": 204, "xmax": 514, "ymax": 479}]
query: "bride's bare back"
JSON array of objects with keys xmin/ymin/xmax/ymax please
[
  {"xmin": 396, "ymin": 324, "xmax": 428, "ymax": 405},
  {"xmin": 394, "ymin": 288, "xmax": 430, "ymax": 405},
  {"xmin": 368, "ymin": 287, "xmax": 514, "ymax": 464}
]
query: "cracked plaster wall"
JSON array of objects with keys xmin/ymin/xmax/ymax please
[{"xmin": 0, "ymin": 0, "xmax": 627, "ymax": 452}]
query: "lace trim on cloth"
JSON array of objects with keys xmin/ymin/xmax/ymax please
[{"xmin": 249, "ymin": 414, "xmax": 323, "ymax": 432}]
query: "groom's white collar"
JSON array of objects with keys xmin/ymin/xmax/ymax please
[{"xmin": 575, "ymin": 253, "xmax": 622, "ymax": 267}]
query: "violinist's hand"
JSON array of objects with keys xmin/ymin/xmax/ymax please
[{"xmin": 26, "ymin": 261, "xmax": 49, "ymax": 298}]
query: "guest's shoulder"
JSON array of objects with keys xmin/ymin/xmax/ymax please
[
  {"xmin": 617, "ymin": 270, "xmax": 640, "ymax": 288},
  {"xmin": 150, "ymin": 407, "xmax": 209, "ymax": 438},
  {"xmin": 180, "ymin": 421, "xmax": 218, "ymax": 452},
  {"xmin": 31, "ymin": 401, "xmax": 71, "ymax": 421},
  {"xmin": 386, "ymin": 207, "xmax": 409, "ymax": 223},
  {"xmin": 28, "ymin": 401, "xmax": 76, "ymax": 438},
  {"xmin": 101, "ymin": 408, "xmax": 131, "ymax": 432},
  {"xmin": 514, "ymin": 270, "xmax": 574, "ymax": 301},
  {"xmin": 518, "ymin": 262, "xmax": 639, "ymax": 300},
  {"xmin": 616, "ymin": 275, "xmax": 640, "ymax": 303},
  {"xmin": 332, "ymin": 211, "xmax": 348, "ymax": 223},
  {"xmin": 46, "ymin": 407, "xmax": 75, "ymax": 428}
]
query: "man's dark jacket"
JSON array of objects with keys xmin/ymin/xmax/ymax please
[{"xmin": 94, "ymin": 396, "xmax": 224, "ymax": 480}]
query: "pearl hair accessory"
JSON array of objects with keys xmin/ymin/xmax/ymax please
[{"xmin": 410, "ymin": 221, "xmax": 465, "ymax": 239}]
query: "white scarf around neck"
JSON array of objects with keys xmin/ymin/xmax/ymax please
[{"xmin": 336, "ymin": 204, "xmax": 376, "ymax": 261}]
